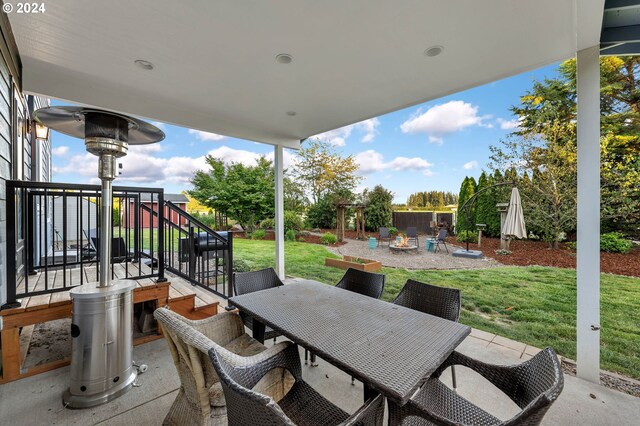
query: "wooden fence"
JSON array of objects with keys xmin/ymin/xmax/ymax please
[{"xmin": 392, "ymin": 212, "xmax": 455, "ymax": 234}]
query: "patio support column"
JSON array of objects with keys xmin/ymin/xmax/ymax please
[
  {"xmin": 576, "ymin": 45, "xmax": 600, "ymax": 383},
  {"xmin": 274, "ymin": 144, "xmax": 285, "ymax": 278}
]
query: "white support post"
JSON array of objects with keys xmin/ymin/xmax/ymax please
[
  {"xmin": 576, "ymin": 45, "xmax": 600, "ymax": 383},
  {"xmin": 274, "ymin": 145, "xmax": 285, "ymax": 278}
]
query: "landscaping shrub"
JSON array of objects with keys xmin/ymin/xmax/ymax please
[
  {"xmin": 250, "ymin": 229, "xmax": 266, "ymax": 240},
  {"xmin": 363, "ymin": 185, "xmax": 394, "ymax": 231},
  {"xmin": 600, "ymin": 232, "xmax": 632, "ymax": 254},
  {"xmin": 321, "ymin": 232, "xmax": 338, "ymax": 245},
  {"xmin": 388, "ymin": 227, "xmax": 398, "ymax": 235},
  {"xmin": 284, "ymin": 210, "xmax": 303, "ymax": 232},
  {"xmin": 191, "ymin": 212, "xmax": 218, "ymax": 229},
  {"xmin": 285, "ymin": 229, "xmax": 296, "ymax": 241},
  {"xmin": 456, "ymin": 230, "xmax": 477, "ymax": 243},
  {"xmin": 260, "ymin": 217, "xmax": 275, "ymax": 229},
  {"xmin": 306, "ymin": 196, "xmax": 336, "ymax": 229},
  {"xmin": 233, "ymin": 259, "xmax": 251, "ymax": 272}
]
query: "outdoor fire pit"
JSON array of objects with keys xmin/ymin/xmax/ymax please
[{"xmin": 390, "ymin": 235, "xmax": 418, "ymax": 254}]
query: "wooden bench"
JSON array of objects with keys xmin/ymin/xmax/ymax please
[{"xmin": 0, "ymin": 265, "xmax": 220, "ymax": 384}]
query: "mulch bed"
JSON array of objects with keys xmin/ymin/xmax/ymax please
[
  {"xmin": 234, "ymin": 231, "xmax": 346, "ymax": 247},
  {"xmin": 457, "ymin": 237, "xmax": 640, "ymax": 278}
]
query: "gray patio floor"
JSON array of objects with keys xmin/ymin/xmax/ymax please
[{"xmin": 0, "ymin": 329, "xmax": 637, "ymax": 425}]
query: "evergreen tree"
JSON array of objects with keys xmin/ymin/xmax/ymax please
[{"xmin": 456, "ymin": 177, "xmax": 477, "ymax": 233}]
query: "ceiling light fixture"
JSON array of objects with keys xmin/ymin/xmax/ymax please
[
  {"xmin": 286, "ymin": 111, "xmax": 297, "ymax": 116},
  {"xmin": 134, "ymin": 59, "xmax": 154, "ymax": 70},
  {"xmin": 424, "ymin": 46, "xmax": 444, "ymax": 57},
  {"xmin": 276, "ymin": 54, "xmax": 293, "ymax": 64}
]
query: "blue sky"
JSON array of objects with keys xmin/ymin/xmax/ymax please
[{"xmin": 51, "ymin": 63, "xmax": 560, "ymax": 204}]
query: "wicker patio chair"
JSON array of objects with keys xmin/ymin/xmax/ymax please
[
  {"xmin": 209, "ymin": 342, "xmax": 386, "ymax": 426},
  {"xmin": 336, "ymin": 267, "xmax": 385, "ymax": 299},
  {"xmin": 392, "ymin": 279, "xmax": 461, "ymax": 388},
  {"xmin": 378, "ymin": 227, "xmax": 392, "ymax": 246},
  {"xmin": 406, "ymin": 226, "xmax": 419, "ymax": 247},
  {"xmin": 154, "ymin": 307, "xmax": 294, "ymax": 426},
  {"xmin": 434, "ymin": 228, "xmax": 449, "ymax": 253},
  {"xmin": 388, "ymin": 347, "xmax": 564, "ymax": 426},
  {"xmin": 233, "ymin": 267, "xmax": 284, "ymax": 343},
  {"xmin": 335, "ymin": 267, "xmax": 386, "ymax": 382}
]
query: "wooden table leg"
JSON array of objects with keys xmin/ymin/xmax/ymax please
[{"xmin": 252, "ymin": 319, "xmax": 265, "ymax": 344}]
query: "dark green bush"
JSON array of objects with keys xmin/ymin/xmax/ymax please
[
  {"xmin": 388, "ymin": 227, "xmax": 398, "ymax": 235},
  {"xmin": 260, "ymin": 217, "xmax": 275, "ymax": 229},
  {"xmin": 456, "ymin": 230, "xmax": 477, "ymax": 243},
  {"xmin": 284, "ymin": 210, "xmax": 303, "ymax": 232},
  {"xmin": 233, "ymin": 259, "xmax": 251, "ymax": 272},
  {"xmin": 600, "ymin": 232, "xmax": 632, "ymax": 254},
  {"xmin": 250, "ymin": 229, "xmax": 266, "ymax": 240},
  {"xmin": 191, "ymin": 212, "xmax": 218, "ymax": 229},
  {"xmin": 363, "ymin": 185, "xmax": 394, "ymax": 231},
  {"xmin": 306, "ymin": 196, "xmax": 336, "ymax": 229},
  {"xmin": 321, "ymin": 232, "xmax": 338, "ymax": 245},
  {"xmin": 285, "ymin": 229, "xmax": 296, "ymax": 241},
  {"xmin": 565, "ymin": 233, "xmax": 632, "ymax": 254}
]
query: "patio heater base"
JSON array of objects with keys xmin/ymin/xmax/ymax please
[
  {"xmin": 63, "ymin": 280, "xmax": 137, "ymax": 409},
  {"xmin": 452, "ymin": 249, "xmax": 483, "ymax": 259}
]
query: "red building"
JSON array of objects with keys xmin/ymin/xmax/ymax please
[{"xmin": 126, "ymin": 193, "xmax": 189, "ymax": 228}]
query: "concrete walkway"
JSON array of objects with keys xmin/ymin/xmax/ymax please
[{"xmin": 0, "ymin": 329, "xmax": 637, "ymax": 425}]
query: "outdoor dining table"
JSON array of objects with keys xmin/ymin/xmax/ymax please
[{"xmin": 229, "ymin": 279, "xmax": 471, "ymax": 406}]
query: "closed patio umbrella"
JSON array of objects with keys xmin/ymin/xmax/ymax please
[{"xmin": 502, "ymin": 187, "xmax": 527, "ymax": 248}]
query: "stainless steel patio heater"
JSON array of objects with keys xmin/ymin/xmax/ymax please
[{"xmin": 34, "ymin": 106, "xmax": 164, "ymax": 408}]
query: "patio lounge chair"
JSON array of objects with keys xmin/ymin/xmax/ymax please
[
  {"xmin": 154, "ymin": 308, "xmax": 293, "ymax": 426},
  {"xmin": 392, "ymin": 279, "xmax": 461, "ymax": 388},
  {"xmin": 233, "ymin": 268, "xmax": 284, "ymax": 343},
  {"xmin": 406, "ymin": 226, "xmax": 419, "ymax": 247},
  {"xmin": 388, "ymin": 347, "xmax": 564, "ymax": 426},
  {"xmin": 208, "ymin": 342, "xmax": 385, "ymax": 426},
  {"xmin": 378, "ymin": 227, "xmax": 392, "ymax": 246},
  {"xmin": 434, "ymin": 228, "xmax": 449, "ymax": 253}
]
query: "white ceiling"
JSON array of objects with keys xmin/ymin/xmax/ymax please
[{"xmin": 9, "ymin": 1, "xmax": 603, "ymax": 148}]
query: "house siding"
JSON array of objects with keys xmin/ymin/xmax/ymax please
[{"xmin": 0, "ymin": 16, "xmax": 51, "ymax": 306}]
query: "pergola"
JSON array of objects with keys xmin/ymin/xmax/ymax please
[
  {"xmin": 6, "ymin": 0, "xmax": 632, "ymax": 383},
  {"xmin": 336, "ymin": 204, "xmax": 366, "ymax": 242}
]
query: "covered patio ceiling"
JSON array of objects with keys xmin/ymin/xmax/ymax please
[{"xmin": 8, "ymin": 0, "xmax": 602, "ymax": 148}]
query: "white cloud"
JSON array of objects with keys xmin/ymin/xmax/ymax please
[
  {"xmin": 400, "ymin": 100, "xmax": 487, "ymax": 143},
  {"xmin": 53, "ymin": 145, "xmax": 279, "ymax": 186},
  {"xmin": 312, "ymin": 118, "xmax": 380, "ymax": 146},
  {"xmin": 497, "ymin": 117, "xmax": 521, "ymax": 130},
  {"xmin": 151, "ymin": 121, "xmax": 167, "ymax": 130},
  {"xmin": 355, "ymin": 150, "xmax": 433, "ymax": 176},
  {"xmin": 52, "ymin": 146, "xmax": 70, "ymax": 156},
  {"xmin": 188, "ymin": 129, "xmax": 226, "ymax": 141},
  {"xmin": 463, "ymin": 160, "xmax": 478, "ymax": 170}
]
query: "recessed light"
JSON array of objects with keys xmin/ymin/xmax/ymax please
[
  {"xmin": 276, "ymin": 54, "xmax": 293, "ymax": 64},
  {"xmin": 134, "ymin": 59, "xmax": 154, "ymax": 70},
  {"xmin": 286, "ymin": 111, "xmax": 297, "ymax": 116},
  {"xmin": 424, "ymin": 46, "xmax": 444, "ymax": 57}
]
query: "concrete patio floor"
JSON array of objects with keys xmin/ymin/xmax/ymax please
[{"xmin": 0, "ymin": 328, "xmax": 637, "ymax": 426}]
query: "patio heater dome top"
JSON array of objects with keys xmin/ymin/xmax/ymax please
[{"xmin": 33, "ymin": 106, "xmax": 165, "ymax": 145}]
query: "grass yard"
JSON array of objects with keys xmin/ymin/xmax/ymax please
[{"xmin": 234, "ymin": 238, "xmax": 640, "ymax": 380}]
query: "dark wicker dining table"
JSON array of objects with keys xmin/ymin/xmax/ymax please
[{"xmin": 229, "ymin": 279, "xmax": 470, "ymax": 406}]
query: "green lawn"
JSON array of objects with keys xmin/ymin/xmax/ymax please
[{"xmin": 234, "ymin": 238, "xmax": 640, "ymax": 380}]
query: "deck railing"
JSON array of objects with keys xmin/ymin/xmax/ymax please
[
  {"xmin": 163, "ymin": 201, "xmax": 233, "ymax": 299},
  {"xmin": 2, "ymin": 180, "xmax": 166, "ymax": 307}
]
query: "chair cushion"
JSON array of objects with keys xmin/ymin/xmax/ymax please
[
  {"xmin": 224, "ymin": 333, "xmax": 267, "ymax": 357},
  {"xmin": 278, "ymin": 380, "xmax": 350, "ymax": 426},
  {"xmin": 206, "ymin": 333, "xmax": 268, "ymax": 407},
  {"xmin": 411, "ymin": 379, "xmax": 502, "ymax": 426}
]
